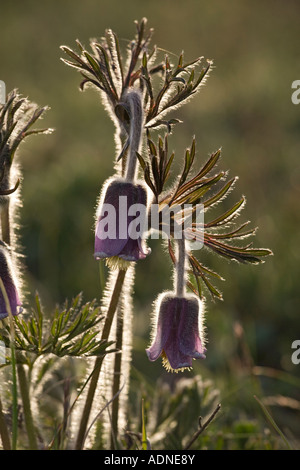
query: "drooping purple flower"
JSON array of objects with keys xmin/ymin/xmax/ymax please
[
  {"xmin": 146, "ymin": 292, "xmax": 206, "ymax": 372},
  {"xmin": 0, "ymin": 245, "xmax": 22, "ymax": 320},
  {"xmin": 94, "ymin": 178, "xmax": 150, "ymax": 267}
]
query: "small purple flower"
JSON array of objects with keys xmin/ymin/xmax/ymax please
[
  {"xmin": 94, "ymin": 178, "xmax": 150, "ymax": 266},
  {"xmin": 0, "ymin": 245, "xmax": 22, "ymax": 320},
  {"xmin": 146, "ymin": 292, "xmax": 206, "ymax": 372}
]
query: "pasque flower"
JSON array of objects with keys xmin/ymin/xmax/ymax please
[
  {"xmin": 147, "ymin": 236, "xmax": 205, "ymax": 372},
  {"xmin": 0, "ymin": 244, "xmax": 22, "ymax": 320},
  {"xmin": 94, "ymin": 177, "xmax": 150, "ymax": 266},
  {"xmin": 146, "ymin": 292, "xmax": 206, "ymax": 372},
  {"xmin": 94, "ymin": 89, "xmax": 151, "ymax": 268}
]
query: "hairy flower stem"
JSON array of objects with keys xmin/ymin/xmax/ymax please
[
  {"xmin": 0, "ymin": 194, "xmax": 37, "ymax": 449},
  {"xmin": 106, "ymin": 91, "xmax": 143, "ymax": 448},
  {"xmin": 0, "ymin": 279, "xmax": 18, "ymax": 449},
  {"xmin": 175, "ymin": 237, "xmax": 187, "ymax": 297},
  {"xmin": 17, "ymin": 364, "xmax": 38, "ymax": 449},
  {"xmin": 0, "ymin": 395, "xmax": 11, "ymax": 450},
  {"xmin": 110, "ymin": 305, "xmax": 123, "ymax": 449},
  {"xmin": 75, "ymin": 268, "xmax": 126, "ymax": 450},
  {"xmin": 1, "ymin": 203, "xmax": 11, "ymax": 245},
  {"xmin": 124, "ymin": 90, "xmax": 143, "ymax": 183}
]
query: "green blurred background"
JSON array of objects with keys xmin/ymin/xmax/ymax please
[{"xmin": 1, "ymin": 0, "xmax": 300, "ymax": 447}]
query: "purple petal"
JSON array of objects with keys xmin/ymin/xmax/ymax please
[
  {"xmin": 118, "ymin": 237, "xmax": 149, "ymax": 261},
  {"xmin": 146, "ymin": 293, "xmax": 206, "ymax": 370},
  {"xmin": 162, "ymin": 297, "xmax": 194, "ymax": 369},
  {"xmin": 164, "ymin": 330, "xmax": 193, "ymax": 370},
  {"xmin": 0, "ymin": 285, "xmax": 22, "ymax": 318},
  {"xmin": 135, "ymin": 183, "xmax": 148, "ymax": 206},
  {"xmin": 94, "ymin": 178, "xmax": 150, "ymax": 261},
  {"xmin": 94, "ymin": 232, "xmax": 128, "ymax": 259},
  {"xmin": 146, "ymin": 293, "xmax": 176, "ymax": 361},
  {"xmin": 178, "ymin": 296, "xmax": 206, "ymax": 359}
]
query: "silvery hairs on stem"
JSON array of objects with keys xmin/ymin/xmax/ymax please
[{"xmin": 0, "ymin": 86, "xmax": 53, "ymax": 319}]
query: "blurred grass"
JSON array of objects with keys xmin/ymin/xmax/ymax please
[{"xmin": 1, "ymin": 0, "xmax": 300, "ymax": 448}]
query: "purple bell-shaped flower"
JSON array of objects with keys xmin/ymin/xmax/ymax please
[
  {"xmin": 0, "ymin": 244, "xmax": 22, "ymax": 320},
  {"xmin": 94, "ymin": 178, "xmax": 150, "ymax": 267},
  {"xmin": 146, "ymin": 292, "xmax": 206, "ymax": 372}
]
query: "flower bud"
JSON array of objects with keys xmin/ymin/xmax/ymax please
[
  {"xmin": 0, "ymin": 244, "xmax": 22, "ymax": 320},
  {"xmin": 146, "ymin": 292, "xmax": 206, "ymax": 372},
  {"xmin": 94, "ymin": 178, "xmax": 150, "ymax": 268}
]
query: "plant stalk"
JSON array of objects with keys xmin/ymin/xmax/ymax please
[
  {"xmin": 1, "ymin": 203, "xmax": 11, "ymax": 245},
  {"xmin": 0, "ymin": 278, "xmax": 18, "ymax": 449},
  {"xmin": 10, "ymin": 339, "xmax": 18, "ymax": 450},
  {"xmin": 0, "ymin": 395, "xmax": 11, "ymax": 450},
  {"xmin": 17, "ymin": 364, "xmax": 38, "ymax": 449},
  {"xmin": 175, "ymin": 237, "xmax": 186, "ymax": 297},
  {"xmin": 110, "ymin": 306, "xmax": 123, "ymax": 449},
  {"xmin": 124, "ymin": 91, "xmax": 143, "ymax": 183},
  {"xmin": 75, "ymin": 268, "xmax": 126, "ymax": 450}
]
